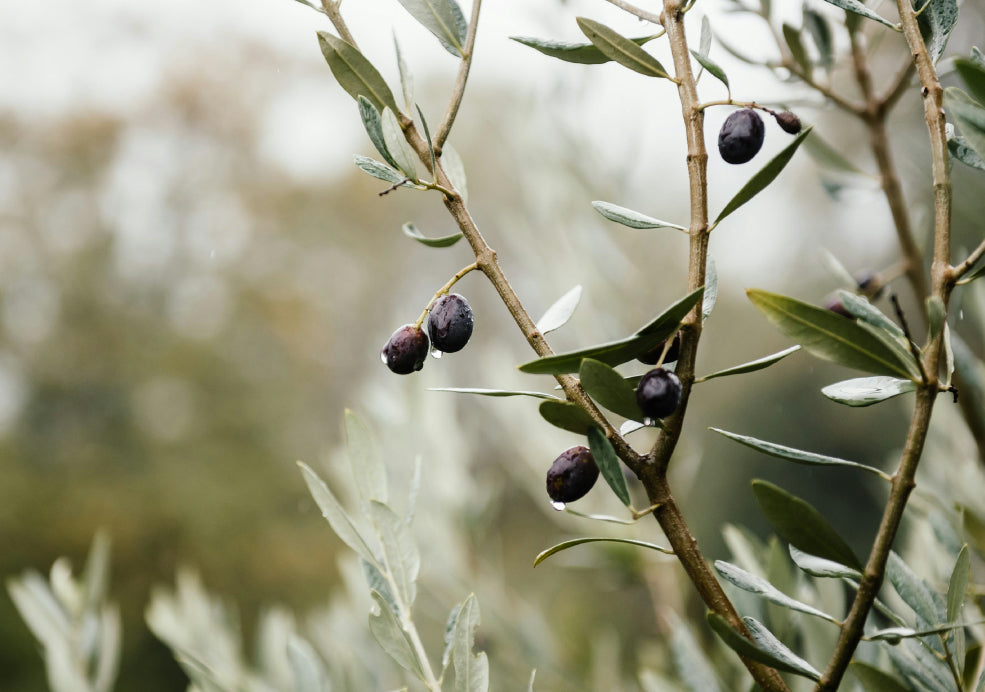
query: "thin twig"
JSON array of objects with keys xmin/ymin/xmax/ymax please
[
  {"xmin": 604, "ymin": 0, "xmax": 664, "ymax": 25},
  {"xmin": 434, "ymin": 0, "xmax": 482, "ymax": 151},
  {"xmin": 320, "ymin": 0, "xmax": 358, "ymax": 47},
  {"xmin": 950, "ymin": 238, "xmax": 985, "ymax": 283}
]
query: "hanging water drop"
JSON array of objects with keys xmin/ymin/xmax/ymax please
[
  {"xmin": 380, "ymin": 351, "xmax": 388, "ymax": 365},
  {"xmin": 430, "ymin": 345, "xmax": 443, "ymax": 359},
  {"xmin": 551, "ymin": 501, "xmax": 566, "ymax": 511}
]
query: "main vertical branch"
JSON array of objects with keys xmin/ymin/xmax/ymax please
[
  {"xmin": 639, "ymin": 3, "xmax": 790, "ymax": 690},
  {"xmin": 815, "ymin": 4, "xmax": 953, "ymax": 689}
]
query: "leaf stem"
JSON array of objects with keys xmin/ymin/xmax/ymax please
[
  {"xmin": 320, "ymin": 0, "xmax": 358, "ymax": 48},
  {"xmin": 434, "ymin": 0, "xmax": 482, "ymax": 152},
  {"xmin": 951, "ymin": 238, "xmax": 985, "ymax": 283}
]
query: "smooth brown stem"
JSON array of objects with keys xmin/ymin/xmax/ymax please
[
  {"xmin": 644, "ymin": 2, "xmax": 790, "ymax": 691},
  {"xmin": 816, "ymin": 0, "xmax": 953, "ymax": 686}
]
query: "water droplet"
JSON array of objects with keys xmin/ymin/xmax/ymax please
[
  {"xmin": 643, "ymin": 417, "xmax": 656, "ymax": 427},
  {"xmin": 959, "ymin": 309, "xmax": 964, "ymax": 320},
  {"xmin": 380, "ymin": 352, "xmax": 388, "ymax": 365},
  {"xmin": 551, "ymin": 501, "xmax": 566, "ymax": 511},
  {"xmin": 430, "ymin": 345, "xmax": 443, "ymax": 359}
]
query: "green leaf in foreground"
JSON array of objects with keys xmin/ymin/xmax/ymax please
[
  {"xmin": 317, "ymin": 32, "xmax": 399, "ymax": 114},
  {"xmin": 587, "ymin": 427, "xmax": 631, "ymax": 505},
  {"xmin": 345, "ymin": 408, "xmax": 387, "ymax": 509},
  {"xmin": 948, "ymin": 132, "xmax": 985, "ymax": 172},
  {"xmin": 358, "ymin": 96, "xmax": 399, "ymax": 170},
  {"xmin": 519, "ymin": 287, "xmax": 703, "ymax": 375},
  {"xmin": 369, "ymin": 590, "xmax": 424, "ymax": 677},
  {"xmin": 451, "ymin": 594, "xmax": 489, "ymax": 692},
  {"xmin": 948, "ymin": 545, "xmax": 970, "ymax": 622},
  {"xmin": 752, "ymin": 479, "xmax": 863, "ymax": 571},
  {"xmin": 818, "ymin": 0, "xmax": 898, "ymax": 30},
  {"xmin": 713, "ymin": 127, "xmax": 812, "ymax": 226},
  {"xmin": 580, "ymin": 360, "xmax": 642, "ymax": 422},
  {"xmin": 956, "ymin": 57, "xmax": 985, "ymax": 107},
  {"xmin": 591, "ymin": 201, "xmax": 686, "ymax": 231},
  {"xmin": 354, "ymin": 155, "xmax": 408, "ymax": 186},
  {"xmin": 538, "ymin": 400, "xmax": 596, "ymax": 434},
  {"xmin": 534, "ymin": 537, "xmax": 673, "ymax": 567},
  {"xmin": 742, "ymin": 616, "xmax": 822, "ymax": 681},
  {"xmin": 509, "ymin": 34, "xmax": 661, "ymax": 65},
  {"xmin": 710, "ymin": 428, "xmax": 889, "ymax": 479},
  {"xmin": 696, "ymin": 345, "xmax": 800, "ymax": 382},
  {"xmin": 297, "ymin": 462, "xmax": 379, "ymax": 566},
  {"xmin": 395, "ymin": 0, "xmax": 466, "ymax": 58},
  {"xmin": 946, "ymin": 88, "xmax": 985, "ymax": 163},
  {"xmin": 706, "ymin": 612, "xmax": 820, "ymax": 681},
  {"xmin": 429, "ymin": 387, "xmax": 560, "ymax": 400},
  {"xmin": 402, "ymin": 222, "xmax": 463, "ymax": 248},
  {"xmin": 788, "ymin": 546, "xmax": 862, "ymax": 579},
  {"xmin": 747, "ymin": 289, "xmax": 918, "ymax": 378},
  {"xmin": 821, "ymin": 376, "xmax": 917, "ymax": 407},
  {"xmin": 576, "ymin": 17, "xmax": 671, "ymax": 79}
]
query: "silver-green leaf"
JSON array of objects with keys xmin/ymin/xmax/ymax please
[
  {"xmin": 696, "ymin": 346, "xmax": 800, "ymax": 382},
  {"xmin": 714, "ymin": 560, "xmax": 840, "ymax": 623},
  {"xmin": 576, "ymin": 18, "xmax": 672, "ymax": 79},
  {"xmin": 452, "ymin": 595, "xmax": 489, "ymax": 692},
  {"xmin": 317, "ymin": 32, "xmax": 399, "ymax": 114},
  {"xmin": 536, "ymin": 285, "xmax": 583, "ymax": 334},
  {"xmin": 402, "ymin": 222, "xmax": 463, "ymax": 248},
  {"xmin": 534, "ymin": 536, "xmax": 673, "ymax": 567},
  {"xmin": 591, "ymin": 201, "xmax": 686, "ymax": 231},
  {"xmin": 819, "ymin": 0, "xmax": 898, "ymax": 30},
  {"xmin": 821, "ymin": 376, "xmax": 918, "ymax": 407},
  {"xmin": 509, "ymin": 34, "xmax": 662, "ymax": 65},
  {"xmin": 395, "ymin": 0, "xmax": 467, "ymax": 57},
  {"xmin": 587, "ymin": 427, "xmax": 632, "ymax": 506}
]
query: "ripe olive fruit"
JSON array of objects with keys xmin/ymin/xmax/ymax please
[
  {"xmin": 718, "ymin": 109, "xmax": 765, "ymax": 164},
  {"xmin": 428, "ymin": 294, "xmax": 474, "ymax": 353},
  {"xmin": 546, "ymin": 446, "xmax": 600, "ymax": 503},
  {"xmin": 381, "ymin": 324, "xmax": 429, "ymax": 374},
  {"xmin": 636, "ymin": 368, "xmax": 683, "ymax": 419}
]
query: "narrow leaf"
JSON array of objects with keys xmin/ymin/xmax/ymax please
[
  {"xmin": 956, "ymin": 57, "xmax": 985, "ymax": 107},
  {"xmin": 949, "ymin": 133, "xmax": 985, "ymax": 171},
  {"xmin": 381, "ymin": 108, "xmax": 417, "ymax": 179},
  {"xmin": 402, "ymin": 222, "xmax": 463, "ymax": 248},
  {"xmin": 317, "ymin": 32, "xmax": 399, "ymax": 114},
  {"xmin": 706, "ymin": 612, "xmax": 819, "ymax": 680},
  {"xmin": 519, "ymin": 288, "xmax": 703, "ymax": 375},
  {"xmin": 782, "ymin": 24, "xmax": 810, "ymax": 75},
  {"xmin": 948, "ymin": 545, "xmax": 970, "ymax": 622},
  {"xmin": 394, "ymin": 35, "xmax": 414, "ymax": 113},
  {"xmin": 803, "ymin": 8, "xmax": 833, "ymax": 69},
  {"xmin": 747, "ymin": 289, "xmax": 918, "ymax": 378},
  {"xmin": 580, "ymin": 360, "xmax": 642, "ymax": 422},
  {"xmin": 851, "ymin": 661, "xmax": 913, "ymax": 692},
  {"xmin": 886, "ymin": 551, "xmax": 945, "ymax": 626},
  {"xmin": 442, "ymin": 602, "xmax": 462, "ymax": 672},
  {"xmin": 689, "ymin": 50, "xmax": 729, "ymax": 91},
  {"xmin": 697, "ymin": 346, "xmax": 800, "ymax": 382},
  {"xmin": 946, "ymin": 88, "xmax": 985, "ymax": 162},
  {"xmin": 711, "ymin": 428, "xmax": 888, "ymax": 477},
  {"xmin": 742, "ymin": 616, "xmax": 822, "ymax": 680},
  {"xmin": 429, "ymin": 387, "xmax": 560, "ymax": 400},
  {"xmin": 587, "ymin": 427, "xmax": 631, "ymax": 505},
  {"xmin": 837, "ymin": 292, "xmax": 906, "ymax": 338},
  {"xmin": 297, "ymin": 462, "xmax": 379, "ymax": 566},
  {"xmin": 534, "ymin": 537, "xmax": 673, "ymax": 567},
  {"xmin": 345, "ymin": 409, "xmax": 387, "ymax": 509},
  {"xmin": 668, "ymin": 612, "xmax": 723, "ymax": 692},
  {"xmin": 395, "ymin": 0, "xmax": 466, "ymax": 57},
  {"xmin": 288, "ymin": 635, "xmax": 327, "ymax": 692},
  {"xmin": 440, "ymin": 143, "xmax": 468, "ymax": 203},
  {"xmin": 358, "ymin": 96, "xmax": 400, "ymax": 170},
  {"xmin": 752, "ymin": 479, "xmax": 863, "ymax": 570},
  {"xmin": 715, "ymin": 560, "xmax": 841, "ymax": 623},
  {"xmin": 821, "ymin": 376, "xmax": 917, "ymax": 407},
  {"xmin": 354, "ymin": 155, "xmax": 407, "ymax": 185},
  {"xmin": 788, "ymin": 546, "xmax": 862, "ymax": 579},
  {"xmin": 368, "ymin": 501, "xmax": 420, "ymax": 607},
  {"xmin": 918, "ymin": 0, "xmax": 958, "ymax": 64},
  {"xmin": 576, "ymin": 18, "xmax": 671, "ymax": 79},
  {"xmin": 368, "ymin": 590, "xmax": 424, "ymax": 677},
  {"xmin": 591, "ymin": 201, "xmax": 686, "ymax": 230},
  {"xmin": 536, "ymin": 285, "xmax": 583, "ymax": 334},
  {"xmin": 714, "ymin": 127, "xmax": 813, "ymax": 225},
  {"xmin": 867, "ymin": 621, "xmax": 985, "ymax": 642},
  {"xmin": 452, "ymin": 595, "xmax": 489, "ymax": 692},
  {"xmin": 818, "ymin": 0, "xmax": 898, "ymax": 29},
  {"xmin": 538, "ymin": 400, "xmax": 596, "ymax": 434},
  {"xmin": 509, "ymin": 34, "xmax": 661, "ymax": 65}
]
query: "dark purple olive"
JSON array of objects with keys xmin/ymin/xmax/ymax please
[
  {"xmin": 381, "ymin": 324, "xmax": 429, "ymax": 374},
  {"xmin": 718, "ymin": 109, "xmax": 766, "ymax": 164},
  {"xmin": 635, "ymin": 368, "xmax": 682, "ymax": 419},
  {"xmin": 637, "ymin": 333, "xmax": 682, "ymax": 365},
  {"xmin": 546, "ymin": 446, "xmax": 599, "ymax": 503},
  {"xmin": 774, "ymin": 111, "xmax": 802, "ymax": 134},
  {"xmin": 428, "ymin": 294, "xmax": 474, "ymax": 353}
]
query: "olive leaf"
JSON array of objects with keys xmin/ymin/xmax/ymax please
[
  {"xmin": 403, "ymin": 222, "xmax": 463, "ymax": 248},
  {"xmin": 580, "ymin": 359, "xmax": 642, "ymax": 422},
  {"xmin": 536, "ymin": 285, "xmax": 583, "ymax": 334},
  {"xmin": 689, "ymin": 50, "xmax": 729, "ymax": 92},
  {"xmin": 696, "ymin": 345, "xmax": 800, "ymax": 382},
  {"xmin": 429, "ymin": 387, "xmax": 560, "ymax": 400},
  {"xmin": 538, "ymin": 400, "xmax": 596, "ymax": 434},
  {"xmin": 818, "ymin": 0, "xmax": 898, "ymax": 30},
  {"xmin": 713, "ymin": 127, "xmax": 813, "ymax": 226},
  {"xmin": 395, "ymin": 0, "xmax": 467, "ymax": 58},
  {"xmin": 820, "ymin": 376, "xmax": 918, "ymax": 407},
  {"xmin": 587, "ymin": 427, "xmax": 631, "ymax": 506},
  {"xmin": 945, "ymin": 88, "xmax": 985, "ymax": 163},
  {"xmin": 317, "ymin": 32, "xmax": 399, "ymax": 114},
  {"xmin": 591, "ymin": 201, "xmax": 686, "ymax": 231},
  {"xmin": 576, "ymin": 17, "xmax": 671, "ymax": 79},
  {"xmin": 510, "ymin": 34, "xmax": 662, "ymax": 65},
  {"xmin": 955, "ymin": 57, "xmax": 985, "ymax": 107},
  {"xmin": 706, "ymin": 613, "xmax": 820, "ymax": 680},
  {"xmin": 534, "ymin": 537, "xmax": 673, "ymax": 567}
]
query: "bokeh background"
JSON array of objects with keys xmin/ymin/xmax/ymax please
[{"xmin": 3, "ymin": 0, "xmax": 985, "ymax": 689}]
